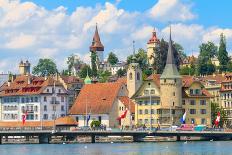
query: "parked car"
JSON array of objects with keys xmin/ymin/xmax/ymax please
[
  {"xmin": 194, "ymin": 125, "xmax": 207, "ymax": 131},
  {"xmin": 176, "ymin": 124, "xmax": 194, "ymax": 131}
]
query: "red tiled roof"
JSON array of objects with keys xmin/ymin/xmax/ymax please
[
  {"xmin": 0, "ymin": 75, "xmax": 64, "ymax": 97},
  {"xmin": 200, "ymin": 74, "xmax": 225, "ymax": 84},
  {"xmin": 147, "ymin": 30, "xmax": 159, "ymax": 44},
  {"xmin": 118, "ymin": 96, "xmax": 135, "ymax": 113},
  {"xmin": 60, "ymin": 76, "xmax": 83, "ymax": 84},
  {"xmin": 116, "ymin": 77, "xmax": 127, "ymax": 85},
  {"xmin": 147, "ymin": 74, "xmax": 161, "ymax": 87},
  {"xmin": 69, "ymin": 82, "xmax": 125, "ymax": 115}
]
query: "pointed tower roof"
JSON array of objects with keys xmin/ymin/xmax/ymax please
[
  {"xmin": 84, "ymin": 70, "xmax": 91, "ymax": 84},
  {"xmin": 90, "ymin": 24, "xmax": 104, "ymax": 52},
  {"xmin": 160, "ymin": 27, "xmax": 181, "ymax": 79},
  {"xmin": 147, "ymin": 28, "xmax": 159, "ymax": 44}
]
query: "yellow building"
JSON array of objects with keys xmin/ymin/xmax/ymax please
[
  {"xmin": 182, "ymin": 77, "xmax": 212, "ymax": 126},
  {"xmin": 132, "ymin": 74, "xmax": 161, "ymax": 127},
  {"xmin": 132, "ymin": 30, "xmax": 212, "ymax": 127}
]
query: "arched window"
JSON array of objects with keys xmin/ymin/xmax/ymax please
[
  {"xmin": 129, "ymin": 73, "xmax": 133, "ymax": 80},
  {"xmin": 137, "ymin": 72, "xmax": 140, "ymax": 80}
]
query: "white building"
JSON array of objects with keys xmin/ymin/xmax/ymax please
[{"xmin": 0, "ymin": 75, "xmax": 68, "ymax": 123}]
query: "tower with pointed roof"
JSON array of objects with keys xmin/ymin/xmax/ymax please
[
  {"xmin": 90, "ymin": 24, "xmax": 104, "ymax": 63},
  {"xmin": 127, "ymin": 41, "xmax": 142, "ymax": 98},
  {"xmin": 160, "ymin": 27, "xmax": 182, "ymax": 124},
  {"xmin": 147, "ymin": 29, "xmax": 159, "ymax": 65},
  {"xmin": 84, "ymin": 70, "xmax": 91, "ymax": 84}
]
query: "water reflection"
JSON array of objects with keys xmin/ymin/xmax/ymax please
[{"xmin": 0, "ymin": 141, "xmax": 231, "ymax": 155}]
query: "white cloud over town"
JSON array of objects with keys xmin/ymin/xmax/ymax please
[{"xmin": 0, "ymin": 0, "xmax": 231, "ymax": 73}]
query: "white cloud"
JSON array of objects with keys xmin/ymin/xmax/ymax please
[
  {"xmin": 0, "ymin": 0, "xmax": 231, "ymax": 74},
  {"xmin": 149, "ymin": 0, "xmax": 196, "ymax": 22},
  {"xmin": 203, "ymin": 28, "xmax": 232, "ymax": 43},
  {"xmin": 5, "ymin": 33, "xmax": 36, "ymax": 49}
]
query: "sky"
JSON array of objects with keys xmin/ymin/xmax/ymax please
[{"xmin": 0, "ymin": 0, "xmax": 232, "ymax": 73}]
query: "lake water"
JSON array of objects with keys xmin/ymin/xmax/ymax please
[{"xmin": 0, "ymin": 141, "xmax": 231, "ymax": 155}]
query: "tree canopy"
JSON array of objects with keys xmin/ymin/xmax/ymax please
[
  {"xmin": 32, "ymin": 58, "xmax": 57, "ymax": 76},
  {"xmin": 107, "ymin": 52, "xmax": 119, "ymax": 65},
  {"xmin": 67, "ymin": 54, "xmax": 83, "ymax": 76},
  {"xmin": 218, "ymin": 33, "xmax": 229, "ymax": 73},
  {"xmin": 78, "ymin": 65, "xmax": 92, "ymax": 79}
]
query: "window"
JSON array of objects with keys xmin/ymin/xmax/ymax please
[
  {"xmin": 182, "ymin": 100, "xmax": 185, "ymax": 105},
  {"xmin": 35, "ymin": 97, "xmax": 38, "ymax": 102},
  {"xmin": 190, "ymin": 89, "xmax": 193, "ymax": 95},
  {"xmin": 200, "ymin": 100, "xmax": 206, "ymax": 105},
  {"xmin": 35, "ymin": 114, "xmax": 38, "ymax": 120},
  {"xmin": 144, "ymin": 100, "xmax": 149, "ymax": 105},
  {"xmin": 174, "ymin": 79, "xmax": 177, "ymax": 83},
  {"xmin": 173, "ymin": 92, "xmax": 175, "ymax": 96},
  {"xmin": 139, "ymin": 119, "xmax": 143, "ymax": 124},
  {"xmin": 76, "ymin": 117, "xmax": 79, "ymax": 122},
  {"xmin": 139, "ymin": 109, "xmax": 143, "ymax": 115},
  {"xmin": 44, "ymin": 105, "xmax": 47, "ymax": 111},
  {"xmin": 151, "ymin": 109, "xmax": 154, "ymax": 114},
  {"xmin": 26, "ymin": 97, "xmax": 29, "ymax": 103},
  {"xmin": 61, "ymin": 105, "xmax": 65, "ymax": 111},
  {"xmin": 195, "ymin": 89, "xmax": 200, "ymax": 95},
  {"xmin": 190, "ymin": 109, "xmax": 196, "ymax": 114},
  {"xmin": 144, "ymin": 90, "xmax": 149, "ymax": 95},
  {"xmin": 21, "ymin": 106, "xmax": 25, "ymax": 112},
  {"xmin": 44, "ymin": 96, "xmax": 47, "ymax": 102},
  {"xmin": 190, "ymin": 100, "xmax": 195, "ymax": 105},
  {"xmin": 43, "ymin": 114, "xmax": 48, "ymax": 120},
  {"xmin": 137, "ymin": 72, "xmax": 140, "ymax": 80},
  {"xmin": 53, "ymin": 105, "xmax": 56, "ymax": 111},
  {"xmin": 61, "ymin": 96, "xmax": 64, "ymax": 102},
  {"xmin": 201, "ymin": 118, "xmax": 206, "ymax": 124},
  {"xmin": 59, "ymin": 89, "xmax": 61, "ymax": 93},
  {"xmin": 47, "ymin": 89, "xmax": 49, "ymax": 93},
  {"xmin": 151, "ymin": 100, "xmax": 155, "ymax": 105},
  {"xmin": 164, "ymin": 79, "xmax": 166, "ymax": 83},
  {"xmin": 129, "ymin": 73, "xmax": 132, "ymax": 80},
  {"xmin": 200, "ymin": 109, "xmax": 207, "ymax": 114},
  {"xmin": 138, "ymin": 101, "xmax": 143, "ymax": 106},
  {"xmin": 145, "ymin": 109, "xmax": 148, "ymax": 114},
  {"xmin": 144, "ymin": 119, "xmax": 149, "ymax": 124},
  {"xmin": 151, "ymin": 90, "xmax": 155, "ymax": 94}
]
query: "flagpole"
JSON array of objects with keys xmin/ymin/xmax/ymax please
[{"xmin": 85, "ymin": 95, "xmax": 87, "ymax": 126}]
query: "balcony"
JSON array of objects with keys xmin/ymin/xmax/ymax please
[{"xmin": 50, "ymin": 100, "xmax": 60, "ymax": 104}]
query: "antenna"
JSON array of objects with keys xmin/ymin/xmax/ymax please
[{"xmin": 133, "ymin": 40, "xmax": 135, "ymax": 55}]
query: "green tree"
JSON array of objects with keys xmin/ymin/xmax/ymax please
[
  {"xmin": 107, "ymin": 52, "xmax": 119, "ymax": 65},
  {"xmin": 67, "ymin": 54, "xmax": 83, "ymax": 76},
  {"xmin": 117, "ymin": 68, "xmax": 127, "ymax": 77},
  {"xmin": 211, "ymin": 102, "xmax": 227, "ymax": 127},
  {"xmin": 199, "ymin": 42, "xmax": 218, "ymax": 59},
  {"xmin": 218, "ymin": 33, "xmax": 229, "ymax": 73},
  {"xmin": 197, "ymin": 42, "xmax": 218, "ymax": 75},
  {"xmin": 98, "ymin": 70, "xmax": 111, "ymax": 83},
  {"xmin": 78, "ymin": 65, "xmax": 92, "ymax": 79},
  {"xmin": 61, "ymin": 69, "xmax": 69, "ymax": 76},
  {"xmin": 32, "ymin": 59, "xmax": 57, "ymax": 76},
  {"xmin": 153, "ymin": 39, "xmax": 183, "ymax": 74},
  {"xmin": 91, "ymin": 51, "xmax": 98, "ymax": 77},
  {"xmin": 179, "ymin": 66, "xmax": 195, "ymax": 75},
  {"xmin": 227, "ymin": 61, "xmax": 232, "ymax": 72}
]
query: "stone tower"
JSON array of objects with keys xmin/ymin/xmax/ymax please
[
  {"xmin": 127, "ymin": 50, "xmax": 142, "ymax": 98},
  {"xmin": 160, "ymin": 27, "xmax": 182, "ymax": 112},
  {"xmin": 147, "ymin": 29, "xmax": 159, "ymax": 65},
  {"xmin": 89, "ymin": 24, "xmax": 104, "ymax": 63},
  {"xmin": 19, "ymin": 60, "xmax": 30, "ymax": 75}
]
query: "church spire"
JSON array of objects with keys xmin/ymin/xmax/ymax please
[
  {"xmin": 160, "ymin": 26, "xmax": 181, "ymax": 79},
  {"xmin": 166, "ymin": 26, "xmax": 175, "ymax": 65},
  {"xmin": 90, "ymin": 23, "xmax": 104, "ymax": 52}
]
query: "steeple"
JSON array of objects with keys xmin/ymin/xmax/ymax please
[
  {"xmin": 90, "ymin": 23, "xmax": 104, "ymax": 52},
  {"xmin": 84, "ymin": 69, "xmax": 91, "ymax": 84},
  {"xmin": 160, "ymin": 26, "xmax": 181, "ymax": 79}
]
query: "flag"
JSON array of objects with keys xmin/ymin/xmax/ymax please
[
  {"xmin": 180, "ymin": 111, "xmax": 186, "ymax": 124},
  {"xmin": 117, "ymin": 109, "xmax": 128, "ymax": 121},
  {"xmin": 214, "ymin": 112, "xmax": 220, "ymax": 127},
  {"xmin": 22, "ymin": 111, "xmax": 28, "ymax": 125}
]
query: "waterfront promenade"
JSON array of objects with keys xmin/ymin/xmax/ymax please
[{"xmin": 0, "ymin": 129, "xmax": 232, "ymax": 144}]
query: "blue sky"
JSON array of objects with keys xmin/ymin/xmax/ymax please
[{"xmin": 0, "ymin": 0, "xmax": 232, "ymax": 73}]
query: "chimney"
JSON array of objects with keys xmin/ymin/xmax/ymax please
[
  {"xmin": 27, "ymin": 75, "xmax": 31, "ymax": 84},
  {"xmin": 7, "ymin": 80, "xmax": 11, "ymax": 87}
]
